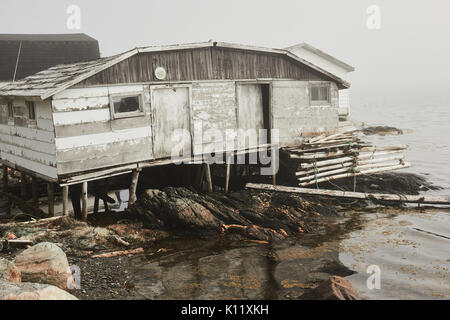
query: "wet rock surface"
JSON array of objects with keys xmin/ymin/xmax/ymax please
[{"xmin": 129, "ymin": 187, "xmax": 338, "ymax": 241}]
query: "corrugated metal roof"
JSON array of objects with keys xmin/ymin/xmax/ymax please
[{"xmin": 0, "ymin": 41, "xmax": 350, "ymax": 100}]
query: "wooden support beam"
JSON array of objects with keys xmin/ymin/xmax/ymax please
[
  {"xmin": 204, "ymin": 163, "xmax": 213, "ymax": 192},
  {"xmin": 81, "ymin": 181, "xmax": 88, "ymax": 222},
  {"xmin": 246, "ymin": 183, "xmax": 450, "ymax": 206},
  {"xmin": 93, "ymin": 196, "xmax": 99, "ymax": 214},
  {"xmin": 225, "ymin": 161, "xmax": 231, "ymax": 194},
  {"xmin": 194, "ymin": 164, "xmax": 205, "ymax": 190},
  {"xmin": 47, "ymin": 183, "xmax": 54, "ymax": 217},
  {"xmin": 3, "ymin": 166, "xmax": 10, "ymax": 216},
  {"xmin": 20, "ymin": 172, "xmax": 27, "ymax": 198},
  {"xmin": 31, "ymin": 177, "xmax": 38, "ymax": 208},
  {"xmin": 129, "ymin": 169, "xmax": 141, "ymax": 205},
  {"xmin": 272, "ymin": 149, "xmax": 277, "ymax": 186},
  {"xmin": 62, "ymin": 185, "xmax": 69, "ymax": 216}
]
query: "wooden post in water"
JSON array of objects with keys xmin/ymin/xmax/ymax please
[
  {"xmin": 47, "ymin": 182, "xmax": 54, "ymax": 217},
  {"xmin": 20, "ymin": 172, "xmax": 26, "ymax": 198},
  {"xmin": 129, "ymin": 169, "xmax": 141, "ymax": 206},
  {"xmin": 3, "ymin": 166, "xmax": 10, "ymax": 216},
  {"xmin": 225, "ymin": 156, "xmax": 231, "ymax": 194},
  {"xmin": 204, "ymin": 163, "xmax": 213, "ymax": 192},
  {"xmin": 81, "ymin": 181, "xmax": 88, "ymax": 222},
  {"xmin": 31, "ymin": 177, "xmax": 38, "ymax": 208},
  {"xmin": 272, "ymin": 148, "xmax": 277, "ymax": 186},
  {"xmin": 62, "ymin": 185, "xmax": 69, "ymax": 216}
]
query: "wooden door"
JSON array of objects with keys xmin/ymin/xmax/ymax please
[
  {"xmin": 237, "ymin": 84, "xmax": 264, "ymax": 148},
  {"xmin": 151, "ymin": 86, "xmax": 191, "ymax": 159}
]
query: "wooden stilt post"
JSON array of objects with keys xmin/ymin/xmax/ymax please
[
  {"xmin": 20, "ymin": 172, "xmax": 26, "ymax": 198},
  {"xmin": 272, "ymin": 148, "xmax": 277, "ymax": 186},
  {"xmin": 81, "ymin": 181, "xmax": 88, "ymax": 222},
  {"xmin": 129, "ymin": 169, "xmax": 141, "ymax": 206},
  {"xmin": 3, "ymin": 166, "xmax": 10, "ymax": 216},
  {"xmin": 93, "ymin": 196, "xmax": 99, "ymax": 214},
  {"xmin": 205, "ymin": 163, "xmax": 213, "ymax": 192},
  {"xmin": 62, "ymin": 185, "xmax": 69, "ymax": 216},
  {"xmin": 225, "ymin": 156, "xmax": 231, "ymax": 194},
  {"xmin": 47, "ymin": 182, "xmax": 54, "ymax": 217},
  {"xmin": 194, "ymin": 164, "xmax": 205, "ymax": 190},
  {"xmin": 31, "ymin": 177, "xmax": 38, "ymax": 208}
]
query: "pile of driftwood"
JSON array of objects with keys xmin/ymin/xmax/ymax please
[{"xmin": 284, "ymin": 130, "xmax": 410, "ymax": 187}]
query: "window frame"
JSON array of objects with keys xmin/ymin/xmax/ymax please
[
  {"xmin": 26, "ymin": 101, "xmax": 37, "ymax": 127},
  {"xmin": 309, "ymin": 83, "xmax": 331, "ymax": 106},
  {"xmin": 109, "ymin": 92, "xmax": 145, "ymax": 120},
  {"xmin": 7, "ymin": 101, "xmax": 14, "ymax": 122}
]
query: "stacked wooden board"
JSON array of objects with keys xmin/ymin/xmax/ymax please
[{"xmin": 284, "ymin": 130, "xmax": 410, "ymax": 187}]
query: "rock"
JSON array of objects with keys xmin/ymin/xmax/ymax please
[
  {"xmin": 300, "ymin": 276, "xmax": 358, "ymax": 300},
  {"xmin": 129, "ymin": 187, "xmax": 336, "ymax": 241},
  {"xmin": 0, "ymin": 258, "xmax": 21, "ymax": 283},
  {"xmin": 14, "ymin": 242, "xmax": 70, "ymax": 289},
  {"xmin": 0, "ymin": 281, "xmax": 77, "ymax": 300}
]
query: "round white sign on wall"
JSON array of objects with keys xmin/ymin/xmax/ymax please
[{"xmin": 154, "ymin": 67, "xmax": 167, "ymax": 80}]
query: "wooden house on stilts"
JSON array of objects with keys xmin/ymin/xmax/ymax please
[{"xmin": 0, "ymin": 41, "xmax": 351, "ymax": 219}]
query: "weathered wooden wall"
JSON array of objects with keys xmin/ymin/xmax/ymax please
[
  {"xmin": 76, "ymin": 47, "xmax": 332, "ymax": 86},
  {"xmin": 272, "ymin": 80, "xmax": 339, "ymax": 146},
  {"xmin": 52, "ymin": 85, "xmax": 153, "ymax": 175},
  {"xmin": 0, "ymin": 98, "xmax": 57, "ymax": 179}
]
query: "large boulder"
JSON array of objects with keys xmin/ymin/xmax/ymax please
[
  {"xmin": 0, "ymin": 281, "xmax": 77, "ymax": 300},
  {"xmin": 0, "ymin": 258, "xmax": 21, "ymax": 283},
  {"xmin": 300, "ymin": 276, "xmax": 358, "ymax": 300},
  {"xmin": 14, "ymin": 242, "xmax": 70, "ymax": 289}
]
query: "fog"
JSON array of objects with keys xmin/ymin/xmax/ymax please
[{"xmin": 1, "ymin": 0, "xmax": 449, "ymax": 97}]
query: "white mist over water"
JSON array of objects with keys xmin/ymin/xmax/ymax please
[{"xmin": 351, "ymin": 91, "xmax": 450, "ymax": 194}]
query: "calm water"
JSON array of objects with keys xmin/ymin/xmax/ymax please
[
  {"xmin": 351, "ymin": 91, "xmax": 450, "ymax": 193},
  {"xmin": 126, "ymin": 92, "xmax": 450, "ymax": 300}
]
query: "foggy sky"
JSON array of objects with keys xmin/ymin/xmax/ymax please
[{"xmin": 1, "ymin": 0, "xmax": 449, "ymax": 96}]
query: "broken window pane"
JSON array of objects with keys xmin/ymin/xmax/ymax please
[{"xmin": 113, "ymin": 95, "xmax": 141, "ymax": 114}]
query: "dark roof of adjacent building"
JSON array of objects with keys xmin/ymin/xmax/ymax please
[
  {"xmin": 0, "ymin": 33, "xmax": 100, "ymax": 82},
  {"xmin": 0, "ymin": 41, "xmax": 351, "ymax": 99}
]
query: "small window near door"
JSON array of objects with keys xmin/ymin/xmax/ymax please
[
  {"xmin": 7, "ymin": 101, "xmax": 14, "ymax": 120},
  {"xmin": 110, "ymin": 94, "xmax": 144, "ymax": 119},
  {"xmin": 26, "ymin": 101, "xmax": 36, "ymax": 120},
  {"xmin": 310, "ymin": 85, "xmax": 330, "ymax": 104}
]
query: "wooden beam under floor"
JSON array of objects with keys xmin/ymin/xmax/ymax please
[
  {"xmin": 81, "ymin": 181, "xmax": 88, "ymax": 222},
  {"xmin": 129, "ymin": 169, "xmax": 141, "ymax": 206},
  {"xmin": 47, "ymin": 182, "xmax": 54, "ymax": 217}
]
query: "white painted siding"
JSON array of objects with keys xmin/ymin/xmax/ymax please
[
  {"xmin": 0, "ymin": 98, "xmax": 57, "ymax": 180},
  {"xmin": 53, "ymin": 85, "xmax": 153, "ymax": 175}
]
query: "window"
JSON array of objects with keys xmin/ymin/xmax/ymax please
[
  {"xmin": 7, "ymin": 101, "xmax": 14, "ymax": 119},
  {"xmin": 26, "ymin": 101, "xmax": 36, "ymax": 120},
  {"xmin": 110, "ymin": 94, "xmax": 144, "ymax": 119},
  {"xmin": 310, "ymin": 85, "xmax": 330, "ymax": 104}
]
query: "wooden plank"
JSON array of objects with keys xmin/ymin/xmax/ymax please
[
  {"xmin": 81, "ymin": 182, "xmax": 88, "ymax": 221},
  {"xmin": 128, "ymin": 169, "xmax": 140, "ymax": 205},
  {"xmin": 225, "ymin": 162, "xmax": 231, "ymax": 194},
  {"xmin": 47, "ymin": 182, "xmax": 54, "ymax": 217},
  {"xmin": 299, "ymin": 163, "xmax": 411, "ymax": 186},
  {"xmin": 62, "ymin": 185, "xmax": 69, "ymax": 216},
  {"xmin": 246, "ymin": 183, "xmax": 450, "ymax": 205},
  {"xmin": 3, "ymin": 166, "xmax": 10, "ymax": 216},
  {"xmin": 20, "ymin": 172, "xmax": 26, "ymax": 198},
  {"xmin": 32, "ymin": 176, "xmax": 38, "ymax": 208},
  {"xmin": 204, "ymin": 163, "xmax": 213, "ymax": 192}
]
